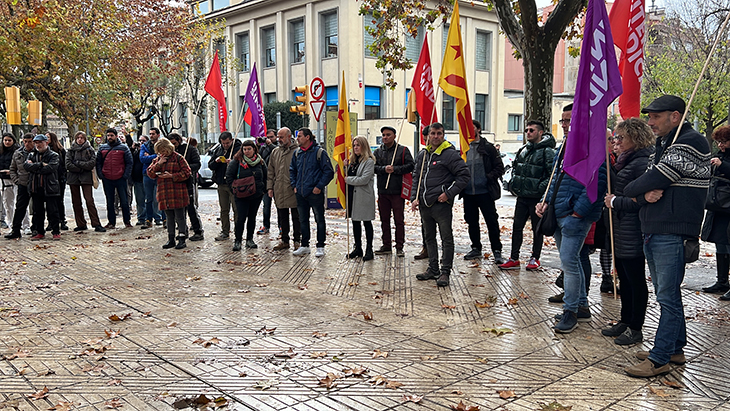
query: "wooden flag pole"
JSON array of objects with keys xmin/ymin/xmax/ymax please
[
  {"xmin": 345, "ymin": 147, "xmax": 350, "ymax": 255},
  {"xmin": 385, "ymin": 92, "xmax": 414, "ymax": 190},
  {"xmin": 605, "ymin": 145, "xmax": 618, "ymax": 299}
]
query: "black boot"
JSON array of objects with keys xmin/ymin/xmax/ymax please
[
  {"xmin": 348, "ymin": 246, "xmax": 363, "ymax": 259},
  {"xmin": 4, "ymin": 231, "xmax": 20, "ymax": 239},
  {"xmin": 162, "ymin": 236, "xmax": 176, "ymax": 249},
  {"xmin": 703, "ymin": 253, "xmax": 730, "ymax": 294},
  {"xmin": 363, "ymin": 246, "xmax": 374, "ymax": 261},
  {"xmin": 600, "ymin": 274, "xmax": 615, "ymax": 293},
  {"xmin": 175, "ymin": 236, "xmax": 186, "ymax": 250}
]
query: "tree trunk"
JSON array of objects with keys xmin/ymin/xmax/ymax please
[{"xmin": 522, "ymin": 42, "xmax": 556, "ymax": 125}]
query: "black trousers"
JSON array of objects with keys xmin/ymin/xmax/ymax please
[
  {"xmin": 463, "ymin": 193, "xmax": 502, "ymax": 252},
  {"xmin": 31, "ymin": 192, "xmax": 60, "ymax": 235},
  {"xmin": 616, "ymin": 256, "xmax": 649, "ymax": 331},
  {"xmin": 509, "ymin": 196, "xmax": 543, "ymax": 260},
  {"xmin": 234, "ymin": 195, "xmax": 263, "ymax": 242},
  {"xmin": 276, "ymin": 207, "xmax": 300, "ymax": 244},
  {"xmin": 11, "ymin": 185, "xmax": 31, "ymax": 233}
]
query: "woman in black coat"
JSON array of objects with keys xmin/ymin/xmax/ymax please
[
  {"xmin": 602, "ymin": 118, "xmax": 656, "ymax": 345},
  {"xmin": 701, "ymin": 125, "xmax": 730, "ymax": 301},
  {"xmin": 225, "ymin": 139, "xmax": 267, "ymax": 252}
]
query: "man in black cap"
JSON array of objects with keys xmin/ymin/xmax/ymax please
[
  {"xmin": 373, "ymin": 125, "xmax": 414, "ymax": 257},
  {"xmin": 623, "ymin": 95, "xmax": 711, "ymax": 377},
  {"xmin": 24, "ymin": 134, "xmax": 61, "ymax": 240}
]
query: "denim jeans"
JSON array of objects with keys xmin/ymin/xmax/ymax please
[
  {"xmin": 420, "ymin": 202, "xmax": 454, "ymax": 275},
  {"xmin": 644, "ymin": 234, "xmax": 686, "ymax": 365},
  {"xmin": 296, "ymin": 191, "xmax": 326, "ymax": 248},
  {"xmin": 554, "ymin": 215, "xmax": 593, "ymax": 312},
  {"xmin": 143, "ymin": 175, "xmax": 161, "ymax": 223},
  {"xmin": 102, "ymin": 178, "xmax": 130, "ymax": 226},
  {"xmin": 133, "ymin": 181, "xmax": 145, "ymax": 223}
]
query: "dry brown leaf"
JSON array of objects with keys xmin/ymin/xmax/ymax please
[
  {"xmin": 402, "ymin": 394, "xmax": 422, "ymax": 403},
  {"xmin": 255, "ymin": 326, "xmax": 276, "ymax": 335},
  {"xmin": 518, "ymin": 292, "xmax": 529, "ymax": 299},
  {"xmin": 451, "ymin": 390, "xmax": 464, "ymax": 395},
  {"xmin": 386, "ymin": 379, "xmax": 404, "ymax": 389},
  {"xmin": 16, "ymin": 367, "xmax": 28, "ymax": 376},
  {"xmin": 442, "ymin": 304, "xmax": 457, "ymax": 309},
  {"xmin": 648, "ymin": 386, "xmax": 670, "ymax": 397},
  {"xmin": 347, "ymin": 282, "xmax": 359, "ymax": 286},
  {"xmin": 662, "ymin": 381, "xmax": 684, "ymax": 389},
  {"xmin": 474, "ymin": 300, "xmax": 492, "ymax": 309},
  {"xmin": 297, "ymin": 284, "xmax": 308, "ymax": 290},
  {"xmin": 108, "ymin": 313, "xmax": 131, "ymax": 322},
  {"xmin": 368, "ymin": 282, "xmax": 378, "ymax": 285},
  {"xmin": 467, "ymin": 262, "xmax": 479, "ymax": 268},
  {"xmin": 104, "ymin": 329, "xmax": 120, "ymax": 339},
  {"xmin": 274, "ymin": 348, "xmax": 297, "ymax": 359},
  {"xmin": 317, "ymin": 372, "xmax": 341, "ymax": 389},
  {"xmin": 48, "ymin": 401, "xmax": 75, "ymax": 411},
  {"xmin": 507, "ymin": 298, "xmax": 519, "ymax": 305},
  {"xmin": 476, "ymin": 357, "xmax": 488, "ymax": 364},
  {"xmin": 310, "ymin": 351, "xmax": 328, "ymax": 358},
  {"xmin": 107, "ymin": 379, "xmax": 122, "ymax": 386},
  {"xmin": 254, "ymin": 283, "xmax": 268, "ymax": 287},
  {"xmin": 311, "ymin": 331, "xmax": 328, "ymax": 338},
  {"xmin": 104, "ymin": 398, "xmax": 123, "ymax": 409},
  {"xmin": 238, "ymin": 372, "xmax": 247, "ymax": 377},
  {"xmin": 450, "ymin": 400, "xmax": 480, "ymax": 411},
  {"xmin": 185, "ymin": 276, "xmax": 201, "ymax": 281},
  {"xmin": 29, "ymin": 386, "xmax": 49, "ymax": 400},
  {"xmin": 167, "ymin": 322, "xmax": 177, "ymax": 328},
  {"xmin": 420, "ymin": 355, "xmax": 437, "ymax": 361},
  {"xmin": 372, "ymin": 349, "xmax": 389, "ymax": 359},
  {"xmin": 497, "ymin": 389, "xmax": 516, "ymax": 399},
  {"xmin": 369, "ymin": 375, "xmax": 389, "ymax": 386},
  {"xmin": 342, "ymin": 367, "xmax": 368, "ymax": 377}
]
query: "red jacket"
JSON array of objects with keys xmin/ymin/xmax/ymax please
[{"xmin": 147, "ymin": 152, "xmax": 191, "ymax": 210}]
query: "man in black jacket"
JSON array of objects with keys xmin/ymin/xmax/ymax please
[
  {"xmin": 463, "ymin": 120, "xmax": 505, "ymax": 264},
  {"xmin": 373, "ymin": 126, "xmax": 414, "ymax": 257},
  {"xmin": 208, "ymin": 132, "xmax": 242, "ymax": 241},
  {"xmin": 623, "ymin": 95, "xmax": 711, "ymax": 378},
  {"xmin": 411, "ymin": 123, "xmax": 470, "ymax": 286},
  {"xmin": 170, "ymin": 133, "xmax": 204, "ymax": 241},
  {"xmin": 24, "ymin": 135, "xmax": 61, "ymax": 240}
]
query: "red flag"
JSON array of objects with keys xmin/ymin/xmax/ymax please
[
  {"xmin": 410, "ymin": 37, "xmax": 437, "ymax": 144},
  {"xmin": 609, "ymin": 0, "xmax": 645, "ymax": 119},
  {"xmin": 204, "ymin": 50, "xmax": 227, "ymax": 132}
]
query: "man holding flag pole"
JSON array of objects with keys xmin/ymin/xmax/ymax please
[{"xmin": 537, "ymin": 0, "xmax": 616, "ymax": 334}]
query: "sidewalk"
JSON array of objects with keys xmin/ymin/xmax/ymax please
[{"xmin": 0, "ymin": 200, "xmax": 728, "ymax": 410}]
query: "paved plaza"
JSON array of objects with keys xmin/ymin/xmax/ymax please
[{"xmin": 0, "ymin": 194, "xmax": 729, "ymax": 410}]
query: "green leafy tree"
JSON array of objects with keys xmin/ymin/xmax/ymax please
[
  {"xmin": 359, "ymin": 0, "xmax": 586, "ymax": 124},
  {"xmin": 263, "ymin": 101, "xmax": 305, "ymax": 133}
]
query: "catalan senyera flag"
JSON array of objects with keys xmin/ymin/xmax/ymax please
[
  {"xmin": 438, "ymin": 1, "xmax": 474, "ymax": 161},
  {"xmin": 332, "ymin": 71, "xmax": 352, "ymax": 208}
]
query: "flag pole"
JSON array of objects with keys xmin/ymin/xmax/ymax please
[
  {"xmin": 670, "ymin": 11, "xmax": 730, "ymax": 146},
  {"xmin": 385, "ymin": 91, "xmax": 413, "ymax": 190},
  {"xmin": 605, "ymin": 143, "xmax": 618, "ymax": 299},
  {"xmin": 345, "ymin": 147, "xmax": 350, "ymax": 255}
]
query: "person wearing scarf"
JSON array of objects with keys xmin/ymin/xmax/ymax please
[{"xmin": 226, "ymin": 139, "xmax": 267, "ymax": 251}]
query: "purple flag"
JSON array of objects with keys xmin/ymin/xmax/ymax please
[
  {"xmin": 563, "ymin": 0, "xmax": 623, "ymax": 202},
  {"xmin": 243, "ymin": 63, "xmax": 267, "ymax": 137}
]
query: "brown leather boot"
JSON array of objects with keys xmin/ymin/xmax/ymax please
[{"xmin": 414, "ymin": 246, "xmax": 429, "ymax": 260}]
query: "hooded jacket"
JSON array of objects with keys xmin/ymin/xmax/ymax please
[
  {"xmin": 410, "ymin": 140, "xmax": 470, "ymax": 207},
  {"xmin": 509, "ymin": 133, "xmax": 557, "ymax": 199},
  {"xmin": 624, "ymin": 122, "xmax": 711, "ymax": 237},
  {"xmin": 66, "ymin": 140, "xmax": 97, "ymax": 185}
]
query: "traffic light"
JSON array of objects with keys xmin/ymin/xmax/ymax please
[
  {"xmin": 4, "ymin": 86, "xmax": 21, "ymax": 125},
  {"xmin": 28, "ymin": 100, "xmax": 42, "ymax": 125},
  {"xmin": 290, "ymin": 85, "xmax": 309, "ymax": 115}
]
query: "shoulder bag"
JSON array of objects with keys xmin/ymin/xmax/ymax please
[
  {"xmin": 231, "ymin": 163, "xmax": 256, "ymax": 198},
  {"xmin": 705, "ymin": 174, "xmax": 730, "ymax": 212},
  {"xmin": 399, "ymin": 147, "xmax": 413, "ymax": 200}
]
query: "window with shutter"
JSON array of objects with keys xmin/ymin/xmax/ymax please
[
  {"xmin": 290, "ymin": 20, "xmax": 304, "ymax": 63},
  {"xmin": 262, "ymin": 27, "xmax": 276, "ymax": 67},
  {"xmin": 322, "ymin": 12, "xmax": 338, "ymax": 58},
  {"xmin": 475, "ymin": 30, "xmax": 492, "ymax": 71},
  {"xmin": 236, "ymin": 32, "xmax": 249, "ymax": 72}
]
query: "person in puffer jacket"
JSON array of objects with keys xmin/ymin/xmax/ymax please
[
  {"xmin": 410, "ymin": 123, "xmax": 470, "ymax": 287},
  {"xmin": 96, "ymin": 128, "xmax": 133, "ymax": 228}
]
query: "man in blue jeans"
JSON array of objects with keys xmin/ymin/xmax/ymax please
[
  {"xmin": 140, "ymin": 128, "xmax": 163, "ymax": 228},
  {"xmin": 96, "ymin": 128, "xmax": 133, "ymax": 228},
  {"xmin": 289, "ymin": 128, "xmax": 334, "ymax": 257},
  {"xmin": 623, "ymin": 95, "xmax": 710, "ymax": 377},
  {"xmin": 538, "ymin": 142, "xmax": 606, "ymax": 334}
]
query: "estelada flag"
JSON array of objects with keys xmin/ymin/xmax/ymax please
[
  {"xmin": 438, "ymin": 1, "xmax": 474, "ymax": 161},
  {"xmin": 609, "ymin": 0, "xmax": 645, "ymax": 119},
  {"xmin": 563, "ymin": 0, "xmax": 623, "ymax": 202},
  {"xmin": 410, "ymin": 37, "xmax": 438, "ymax": 144},
  {"xmin": 204, "ymin": 50, "xmax": 227, "ymax": 132},
  {"xmin": 332, "ymin": 71, "xmax": 352, "ymax": 208}
]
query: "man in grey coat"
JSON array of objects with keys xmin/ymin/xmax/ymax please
[{"xmin": 411, "ymin": 123, "xmax": 470, "ymax": 286}]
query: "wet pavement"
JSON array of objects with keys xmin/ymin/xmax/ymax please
[{"xmin": 1, "ymin": 194, "xmax": 728, "ymax": 410}]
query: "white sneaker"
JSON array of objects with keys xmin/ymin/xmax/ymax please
[
  {"xmin": 292, "ymin": 246, "xmax": 311, "ymax": 256},
  {"xmin": 23, "ymin": 228, "xmax": 32, "ymax": 235},
  {"xmin": 315, "ymin": 247, "xmax": 325, "ymax": 257}
]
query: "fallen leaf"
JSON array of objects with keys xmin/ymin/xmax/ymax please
[
  {"xmin": 108, "ymin": 313, "xmax": 131, "ymax": 322},
  {"xmin": 238, "ymin": 372, "xmax": 247, "ymax": 377},
  {"xmin": 467, "ymin": 262, "xmax": 479, "ymax": 268},
  {"xmin": 476, "ymin": 357, "xmax": 488, "ymax": 364},
  {"xmin": 37, "ymin": 369, "xmax": 55, "ymax": 376},
  {"xmin": 274, "ymin": 348, "xmax": 297, "ymax": 359},
  {"xmin": 48, "ymin": 401, "xmax": 75, "ymax": 411},
  {"xmin": 648, "ymin": 386, "xmax": 670, "ymax": 397},
  {"xmin": 662, "ymin": 381, "xmax": 684, "ymax": 389},
  {"xmin": 402, "ymin": 394, "xmax": 422, "ymax": 403},
  {"xmin": 386, "ymin": 379, "xmax": 404, "ymax": 389},
  {"xmin": 29, "ymin": 386, "xmax": 49, "ymax": 400},
  {"xmin": 213, "ymin": 397, "xmax": 227, "ymax": 408},
  {"xmin": 518, "ymin": 292, "xmax": 529, "ymax": 299},
  {"xmin": 482, "ymin": 327, "xmax": 513, "ymax": 336},
  {"xmin": 297, "ymin": 284, "xmax": 308, "ymax": 290},
  {"xmin": 167, "ymin": 322, "xmax": 177, "ymax": 328},
  {"xmin": 475, "ymin": 300, "xmax": 493, "ymax": 309},
  {"xmin": 311, "ymin": 331, "xmax": 328, "ymax": 338},
  {"xmin": 420, "ymin": 355, "xmax": 437, "ymax": 361},
  {"xmin": 185, "ymin": 276, "xmax": 201, "ymax": 281},
  {"xmin": 254, "ymin": 283, "xmax": 268, "ymax": 287},
  {"xmin": 497, "ymin": 390, "xmax": 516, "ymax": 399},
  {"xmin": 104, "ymin": 329, "xmax": 121, "ymax": 339},
  {"xmin": 442, "ymin": 304, "xmax": 456, "ymax": 309},
  {"xmin": 104, "ymin": 398, "xmax": 123, "ymax": 408},
  {"xmin": 507, "ymin": 298, "xmax": 519, "ymax": 305},
  {"xmin": 537, "ymin": 401, "xmax": 572, "ymax": 411},
  {"xmin": 368, "ymin": 282, "xmax": 378, "ymax": 285},
  {"xmin": 347, "ymin": 282, "xmax": 359, "ymax": 286},
  {"xmin": 237, "ymin": 289, "xmax": 250, "ymax": 293},
  {"xmin": 317, "ymin": 372, "xmax": 341, "ymax": 389},
  {"xmin": 369, "ymin": 375, "xmax": 389, "ymax": 386},
  {"xmin": 451, "ymin": 390, "xmax": 464, "ymax": 395},
  {"xmin": 16, "ymin": 367, "xmax": 28, "ymax": 376},
  {"xmin": 252, "ymin": 379, "xmax": 278, "ymax": 390},
  {"xmin": 450, "ymin": 400, "xmax": 480, "ymax": 411},
  {"xmin": 107, "ymin": 379, "xmax": 122, "ymax": 386},
  {"xmin": 372, "ymin": 349, "xmax": 389, "ymax": 359},
  {"xmin": 255, "ymin": 326, "xmax": 276, "ymax": 335},
  {"xmin": 310, "ymin": 351, "xmax": 328, "ymax": 358},
  {"xmin": 342, "ymin": 367, "xmax": 368, "ymax": 377}
]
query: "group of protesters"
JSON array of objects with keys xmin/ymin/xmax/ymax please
[{"xmin": 0, "ymin": 93, "xmax": 723, "ymax": 379}]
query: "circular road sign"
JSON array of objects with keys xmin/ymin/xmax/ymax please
[{"xmin": 310, "ymin": 77, "xmax": 325, "ymax": 101}]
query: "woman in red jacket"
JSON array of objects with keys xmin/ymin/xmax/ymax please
[{"xmin": 147, "ymin": 138, "xmax": 191, "ymax": 249}]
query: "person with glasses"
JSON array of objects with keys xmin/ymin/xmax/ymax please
[{"xmin": 500, "ymin": 120, "xmax": 557, "ymax": 271}]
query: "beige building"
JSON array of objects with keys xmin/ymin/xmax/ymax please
[{"xmin": 192, "ymin": 0, "xmax": 510, "ymax": 154}]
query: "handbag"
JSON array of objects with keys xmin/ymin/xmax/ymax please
[
  {"xmin": 705, "ymin": 175, "xmax": 730, "ymax": 212},
  {"xmin": 399, "ymin": 147, "xmax": 413, "ymax": 200},
  {"xmin": 231, "ymin": 163, "xmax": 256, "ymax": 198},
  {"xmin": 535, "ymin": 145, "xmax": 566, "ymax": 236},
  {"xmin": 684, "ymin": 237, "xmax": 700, "ymax": 263},
  {"xmin": 91, "ymin": 168, "xmax": 100, "ymax": 189}
]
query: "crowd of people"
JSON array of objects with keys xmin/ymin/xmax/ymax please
[{"xmin": 0, "ymin": 94, "xmax": 724, "ymax": 379}]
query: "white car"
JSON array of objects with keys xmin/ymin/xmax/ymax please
[
  {"xmin": 501, "ymin": 152, "xmax": 516, "ymax": 191},
  {"xmin": 198, "ymin": 154, "xmax": 214, "ymax": 188}
]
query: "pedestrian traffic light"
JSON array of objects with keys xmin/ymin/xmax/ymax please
[
  {"xmin": 28, "ymin": 100, "xmax": 42, "ymax": 125},
  {"xmin": 290, "ymin": 85, "xmax": 309, "ymax": 115},
  {"xmin": 4, "ymin": 86, "xmax": 21, "ymax": 125}
]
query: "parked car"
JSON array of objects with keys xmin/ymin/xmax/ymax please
[
  {"xmin": 501, "ymin": 152, "xmax": 516, "ymax": 192},
  {"xmin": 198, "ymin": 154, "xmax": 214, "ymax": 188}
]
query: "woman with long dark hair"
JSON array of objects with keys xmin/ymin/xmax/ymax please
[
  {"xmin": 225, "ymin": 139, "xmax": 266, "ymax": 251},
  {"xmin": 46, "ymin": 132, "xmax": 68, "ymax": 230},
  {"xmin": 0, "ymin": 133, "xmax": 19, "ymax": 230},
  {"xmin": 66, "ymin": 131, "xmax": 104, "ymax": 232}
]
